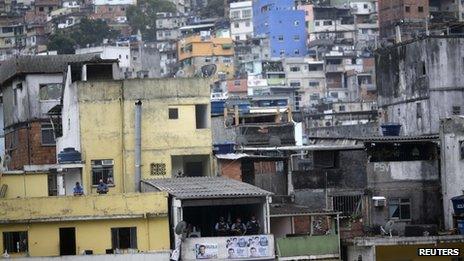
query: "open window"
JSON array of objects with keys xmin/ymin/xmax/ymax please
[
  {"xmin": 39, "ymin": 83, "xmax": 62, "ymax": 101},
  {"xmin": 111, "ymin": 227, "xmax": 137, "ymax": 250},
  {"xmin": 195, "ymin": 104, "xmax": 208, "ymax": 129},
  {"xmin": 3, "ymin": 231, "xmax": 28, "ymax": 253},
  {"xmin": 91, "ymin": 160, "xmax": 114, "ymax": 185}
]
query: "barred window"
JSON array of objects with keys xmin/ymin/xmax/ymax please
[{"xmin": 3, "ymin": 231, "xmax": 28, "ymax": 253}]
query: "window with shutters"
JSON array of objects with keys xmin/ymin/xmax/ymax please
[{"xmin": 111, "ymin": 227, "xmax": 137, "ymax": 250}]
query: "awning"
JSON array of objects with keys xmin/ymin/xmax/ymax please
[{"xmin": 141, "ymin": 177, "xmax": 272, "ymax": 200}]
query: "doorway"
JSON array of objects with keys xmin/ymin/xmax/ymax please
[{"xmin": 59, "ymin": 227, "xmax": 76, "ymax": 255}]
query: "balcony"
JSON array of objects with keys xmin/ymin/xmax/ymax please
[
  {"xmin": 276, "ymin": 234, "xmax": 340, "ymax": 260},
  {"xmin": 325, "ymin": 64, "xmax": 344, "ymax": 73},
  {"xmin": 0, "ymin": 192, "xmax": 168, "ymax": 223}
]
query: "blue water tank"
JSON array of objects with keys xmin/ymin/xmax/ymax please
[
  {"xmin": 213, "ymin": 143, "xmax": 235, "ymax": 155},
  {"xmin": 211, "ymin": 100, "xmax": 226, "ymax": 115},
  {"xmin": 381, "ymin": 123, "xmax": 402, "ymax": 136},
  {"xmin": 458, "ymin": 220, "xmax": 464, "ymax": 235},
  {"xmin": 58, "ymin": 148, "xmax": 82, "ymax": 164},
  {"xmin": 452, "ymin": 195, "xmax": 464, "ymax": 215}
]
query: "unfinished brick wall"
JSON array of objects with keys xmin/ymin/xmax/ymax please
[
  {"xmin": 293, "ymin": 216, "xmax": 311, "ymax": 235},
  {"xmin": 219, "ymin": 159, "xmax": 242, "ymax": 181},
  {"xmin": 4, "ymin": 121, "xmax": 56, "ymax": 170}
]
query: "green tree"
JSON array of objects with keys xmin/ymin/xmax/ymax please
[
  {"xmin": 200, "ymin": 0, "xmax": 225, "ymax": 18},
  {"xmin": 48, "ymin": 18, "xmax": 120, "ymax": 54},
  {"xmin": 48, "ymin": 33, "xmax": 76, "ymax": 54},
  {"xmin": 126, "ymin": 0, "xmax": 176, "ymax": 41}
]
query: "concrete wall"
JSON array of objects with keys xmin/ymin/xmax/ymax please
[
  {"xmin": 367, "ymin": 160, "xmax": 442, "ymax": 232},
  {"xmin": 308, "ymin": 122, "xmax": 379, "ymax": 138},
  {"xmin": 0, "ymin": 218, "xmax": 169, "ymax": 257},
  {"xmin": 440, "ymin": 116, "xmax": 464, "ymax": 229},
  {"xmin": 8, "ymin": 253, "xmax": 170, "ymax": 261},
  {"xmin": 0, "ymin": 172, "xmax": 49, "ymax": 198},
  {"xmin": 0, "ymin": 192, "xmax": 167, "ymax": 221},
  {"xmin": 376, "ymin": 37, "xmax": 464, "ymax": 135},
  {"xmin": 75, "ymin": 78, "xmax": 212, "ymax": 193}
]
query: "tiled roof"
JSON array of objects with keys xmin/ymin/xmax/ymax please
[
  {"xmin": 0, "ymin": 54, "xmax": 112, "ymax": 86},
  {"xmin": 142, "ymin": 177, "xmax": 272, "ymax": 199}
]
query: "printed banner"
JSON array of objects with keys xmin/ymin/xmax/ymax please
[
  {"xmin": 225, "ymin": 235, "xmax": 270, "ymax": 259},
  {"xmin": 195, "ymin": 243, "xmax": 218, "ymax": 259}
]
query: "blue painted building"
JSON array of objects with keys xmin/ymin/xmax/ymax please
[{"xmin": 253, "ymin": 0, "xmax": 307, "ymax": 58}]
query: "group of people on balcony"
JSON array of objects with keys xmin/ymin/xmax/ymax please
[
  {"xmin": 72, "ymin": 179, "xmax": 109, "ymax": 196},
  {"xmin": 214, "ymin": 216, "xmax": 261, "ymax": 236}
]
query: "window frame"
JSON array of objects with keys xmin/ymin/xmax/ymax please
[
  {"xmin": 91, "ymin": 159, "xmax": 114, "ymax": 186},
  {"xmin": 388, "ymin": 198, "xmax": 411, "ymax": 220},
  {"xmin": 111, "ymin": 227, "xmax": 137, "ymax": 250},
  {"xmin": 3, "ymin": 231, "xmax": 28, "ymax": 253},
  {"xmin": 41, "ymin": 123, "xmax": 56, "ymax": 146},
  {"xmin": 39, "ymin": 83, "xmax": 62, "ymax": 101},
  {"xmin": 169, "ymin": 108, "xmax": 179, "ymax": 120}
]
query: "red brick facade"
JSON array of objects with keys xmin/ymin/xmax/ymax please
[
  {"xmin": 219, "ymin": 159, "xmax": 242, "ymax": 181},
  {"xmin": 378, "ymin": 0, "xmax": 429, "ymax": 40},
  {"xmin": 293, "ymin": 216, "xmax": 311, "ymax": 234},
  {"xmin": 4, "ymin": 121, "xmax": 56, "ymax": 170}
]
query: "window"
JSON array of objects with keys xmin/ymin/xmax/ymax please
[
  {"xmin": 389, "ymin": 198, "xmax": 411, "ymax": 220},
  {"xmin": 3, "ymin": 232, "xmax": 28, "ymax": 253},
  {"xmin": 310, "ymin": 94, "xmax": 320, "ymax": 100},
  {"xmin": 333, "ymin": 195, "xmax": 362, "ymax": 216},
  {"xmin": 231, "ymin": 10, "xmax": 240, "ymax": 19},
  {"xmin": 169, "ymin": 108, "xmax": 178, "ymax": 119},
  {"xmin": 223, "ymin": 57, "xmax": 231, "ymax": 63},
  {"xmin": 418, "ymin": 6, "xmax": 424, "ymax": 12},
  {"xmin": 416, "ymin": 103, "xmax": 422, "ymax": 118},
  {"xmin": 309, "ymin": 81, "xmax": 319, "ymax": 87},
  {"xmin": 453, "ymin": 106, "xmax": 462, "ymax": 115},
  {"xmin": 204, "ymin": 57, "xmax": 212, "ymax": 62},
  {"xmin": 242, "ymin": 9, "xmax": 251, "ymax": 18},
  {"xmin": 293, "ymin": 35, "xmax": 300, "ymax": 41},
  {"xmin": 278, "ymin": 35, "xmax": 284, "ymax": 41},
  {"xmin": 91, "ymin": 160, "xmax": 114, "ymax": 185},
  {"xmin": 41, "ymin": 123, "xmax": 55, "ymax": 145},
  {"xmin": 39, "ymin": 6, "xmax": 44, "ymax": 11},
  {"xmin": 2, "ymin": 27, "xmax": 13, "ymax": 33},
  {"xmin": 245, "ymin": 21, "xmax": 250, "ymax": 27},
  {"xmin": 405, "ymin": 6, "xmax": 410, "ymax": 12},
  {"xmin": 294, "ymin": 20, "xmax": 300, "ymax": 26},
  {"xmin": 234, "ymin": 22, "xmax": 239, "ymax": 28},
  {"xmin": 195, "ymin": 104, "xmax": 208, "ymax": 129},
  {"xmin": 323, "ymin": 21, "xmax": 332, "ymax": 26},
  {"xmin": 39, "ymin": 83, "xmax": 62, "ymax": 101},
  {"xmin": 290, "ymin": 81, "xmax": 301, "ymax": 87},
  {"xmin": 339, "ymin": 105, "xmax": 346, "ymax": 112},
  {"xmin": 111, "ymin": 227, "xmax": 137, "ymax": 250},
  {"xmin": 421, "ymin": 61, "xmax": 426, "ymax": 75},
  {"xmin": 294, "ymin": 49, "xmax": 300, "ymax": 55},
  {"xmin": 315, "ymin": 21, "xmax": 320, "ymax": 26},
  {"xmin": 280, "ymin": 49, "xmax": 285, "ymax": 56},
  {"xmin": 290, "ymin": 66, "xmax": 300, "ymax": 72}
]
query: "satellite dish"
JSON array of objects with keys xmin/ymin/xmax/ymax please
[
  {"xmin": 175, "ymin": 70, "xmax": 186, "ymax": 78},
  {"xmin": 381, "ymin": 220, "xmax": 395, "ymax": 237},
  {"xmin": 201, "ymin": 64, "xmax": 217, "ymax": 78}
]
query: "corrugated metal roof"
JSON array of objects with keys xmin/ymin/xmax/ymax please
[
  {"xmin": 0, "ymin": 54, "xmax": 115, "ymax": 86},
  {"xmin": 362, "ymin": 135, "xmax": 439, "ymax": 143},
  {"xmin": 142, "ymin": 177, "xmax": 272, "ymax": 199}
]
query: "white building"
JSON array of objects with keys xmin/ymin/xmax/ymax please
[
  {"xmin": 229, "ymin": 1, "xmax": 253, "ymax": 41},
  {"xmin": 93, "ymin": 0, "xmax": 135, "ymax": 5},
  {"xmin": 75, "ymin": 45, "xmax": 131, "ymax": 68}
]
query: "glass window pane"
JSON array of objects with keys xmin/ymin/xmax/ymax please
[
  {"xmin": 389, "ymin": 205, "xmax": 399, "ymax": 218},
  {"xmin": 400, "ymin": 204, "xmax": 411, "ymax": 219}
]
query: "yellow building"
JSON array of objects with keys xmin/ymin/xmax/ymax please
[
  {"xmin": 57, "ymin": 78, "xmax": 212, "ymax": 195},
  {"xmin": 0, "ymin": 192, "xmax": 169, "ymax": 257},
  {"xmin": 177, "ymin": 35, "xmax": 235, "ymax": 79}
]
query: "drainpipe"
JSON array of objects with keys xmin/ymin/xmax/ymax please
[
  {"xmin": 135, "ymin": 100, "xmax": 142, "ymax": 192},
  {"xmin": 288, "ymin": 151, "xmax": 308, "ymax": 196}
]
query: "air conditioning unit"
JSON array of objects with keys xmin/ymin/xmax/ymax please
[
  {"xmin": 102, "ymin": 159, "xmax": 114, "ymax": 166},
  {"xmin": 373, "ymin": 196, "xmax": 386, "ymax": 207}
]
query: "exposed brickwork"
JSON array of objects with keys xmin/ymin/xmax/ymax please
[
  {"xmin": 378, "ymin": 0, "xmax": 429, "ymax": 39},
  {"xmin": 4, "ymin": 121, "xmax": 56, "ymax": 170},
  {"xmin": 293, "ymin": 216, "xmax": 311, "ymax": 234},
  {"xmin": 219, "ymin": 159, "xmax": 242, "ymax": 181}
]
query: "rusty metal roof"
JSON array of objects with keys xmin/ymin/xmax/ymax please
[{"xmin": 142, "ymin": 177, "xmax": 272, "ymax": 199}]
